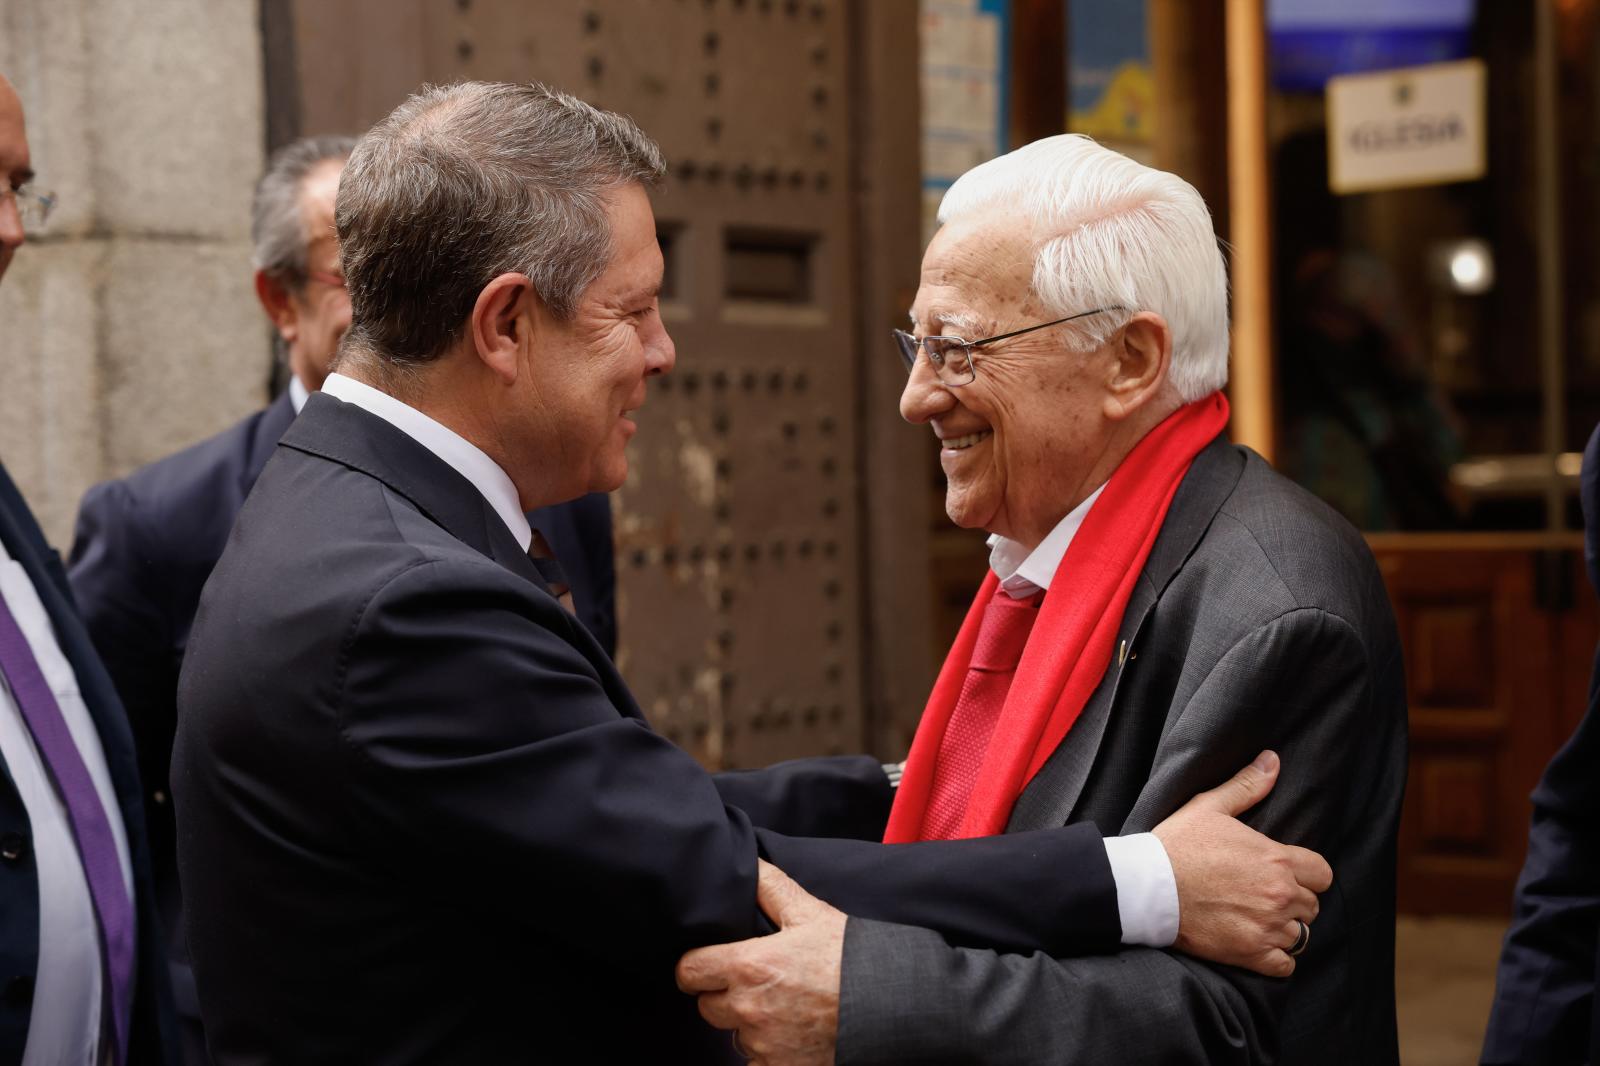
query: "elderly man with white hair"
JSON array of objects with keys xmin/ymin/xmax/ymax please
[{"xmin": 677, "ymin": 135, "xmax": 1406, "ymax": 1065}]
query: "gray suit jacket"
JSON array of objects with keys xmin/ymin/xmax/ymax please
[{"xmin": 838, "ymin": 437, "xmax": 1407, "ymax": 1065}]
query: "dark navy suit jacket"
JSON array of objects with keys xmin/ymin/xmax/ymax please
[
  {"xmin": 66, "ymin": 390, "xmax": 618, "ymax": 1026},
  {"xmin": 1483, "ymin": 424, "xmax": 1600, "ymax": 1065},
  {"xmin": 0, "ymin": 459, "xmax": 177, "ymax": 1064}
]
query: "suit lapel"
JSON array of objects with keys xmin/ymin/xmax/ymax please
[
  {"xmin": 280, "ymin": 394, "xmax": 560, "ymax": 600},
  {"xmin": 1007, "ymin": 574, "xmax": 1157, "ymax": 831},
  {"xmin": 1007, "ymin": 435, "xmax": 1246, "ymax": 831},
  {"xmin": 278, "ymin": 395, "xmax": 631, "ymax": 707},
  {"xmin": 0, "ymin": 460, "xmax": 144, "ymax": 814},
  {"xmin": 241, "ymin": 390, "xmax": 299, "ymax": 493}
]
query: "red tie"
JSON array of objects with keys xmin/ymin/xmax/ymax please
[{"xmin": 921, "ymin": 586, "xmax": 1041, "ymax": 839}]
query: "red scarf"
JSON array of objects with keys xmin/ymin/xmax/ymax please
[{"xmin": 884, "ymin": 392, "xmax": 1230, "ymax": 842}]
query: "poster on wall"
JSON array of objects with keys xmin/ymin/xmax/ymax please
[
  {"xmin": 920, "ymin": 0, "xmax": 1010, "ymax": 243},
  {"xmin": 1067, "ymin": 0, "xmax": 1153, "ymax": 159}
]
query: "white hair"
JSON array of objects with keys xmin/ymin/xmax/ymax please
[{"xmin": 937, "ymin": 134, "xmax": 1230, "ymax": 402}]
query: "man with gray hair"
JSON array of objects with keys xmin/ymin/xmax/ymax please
[
  {"xmin": 174, "ymin": 88, "xmax": 1334, "ymax": 1064},
  {"xmin": 679, "ymin": 135, "xmax": 1406, "ymax": 1065}
]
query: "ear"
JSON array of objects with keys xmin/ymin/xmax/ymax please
[
  {"xmin": 470, "ymin": 272, "xmax": 537, "ymax": 385},
  {"xmin": 254, "ymin": 270, "xmax": 298, "ymax": 344},
  {"xmin": 1103, "ymin": 311, "xmax": 1173, "ymax": 422}
]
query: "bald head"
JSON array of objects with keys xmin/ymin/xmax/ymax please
[{"xmin": 0, "ymin": 73, "xmax": 30, "ymax": 284}]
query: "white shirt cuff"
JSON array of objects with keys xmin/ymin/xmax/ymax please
[{"xmin": 1104, "ymin": 832, "xmax": 1180, "ymax": 948}]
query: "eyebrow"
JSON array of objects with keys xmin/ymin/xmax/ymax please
[
  {"xmin": 621, "ymin": 282, "xmax": 661, "ymax": 306},
  {"xmin": 910, "ymin": 308, "xmax": 982, "ymax": 336}
]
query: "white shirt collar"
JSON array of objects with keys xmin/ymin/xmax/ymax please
[
  {"xmin": 288, "ymin": 374, "xmax": 310, "ymax": 415},
  {"xmin": 986, "ymin": 483, "xmax": 1107, "ymax": 600},
  {"xmin": 319, "ymin": 372, "xmax": 533, "ymax": 552}
]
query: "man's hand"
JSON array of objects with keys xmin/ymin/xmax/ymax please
[
  {"xmin": 1152, "ymin": 750, "xmax": 1333, "ymax": 978},
  {"xmin": 676, "ymin": 860, "xmax": 844, "ymax": 1066}
]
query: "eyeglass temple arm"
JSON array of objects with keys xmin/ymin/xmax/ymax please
[{"xmin": 968, "ymin": 306, "xmax": 1126, "ymax": 348}]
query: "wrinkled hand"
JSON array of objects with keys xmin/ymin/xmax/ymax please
[
  {"xmin": 676, "ymin": 860, "xmax": 844, "ymax": 1065},
  {"xmin": 1152, "ymin": 750, "xmax": 1333, "ymax": 978}
]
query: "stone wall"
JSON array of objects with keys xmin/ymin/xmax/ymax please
[{"xmin": 0, "ymin": 0, "xmax": 267, "ymax": 547}]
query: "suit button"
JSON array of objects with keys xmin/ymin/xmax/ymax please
[
  {"xmin": 152, "ymin": 791, "xmax": 167, "ymax": 806},
  {"xmin": 3, "ymin": 975, "xmax": 31, "ymax": 1007},
  {"xmin": 0, "ymin": 833, "xmax": 25, "ymax": 863}
]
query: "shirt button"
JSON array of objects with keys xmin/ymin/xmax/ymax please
[
  {"xmin": 3, "ymin": 975, "xmax": 31, "ymax": 1007},
  {"xmin": 152, "ymin": 790, "xmax": 167, "ymax": 806},
  {"xmin": 0, "ymin": 833, "xmax": 26, "ymax": 863}
]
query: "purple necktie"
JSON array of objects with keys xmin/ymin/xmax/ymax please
[{"xmin": 0, "ymin": 589, "xmax": 133, "ymax": 1065}]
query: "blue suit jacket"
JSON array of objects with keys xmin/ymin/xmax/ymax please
[
  {"xmin": 0, "ymin": 459, "xmax": 178, "ymax": 1065},
  {"xmin": 1483, "ymin": 424, "xmax": 1600, "ymax": 1065},
  {"xmin": 66, "ymin": 391, "xmax": 617, "ymax": 1024}
]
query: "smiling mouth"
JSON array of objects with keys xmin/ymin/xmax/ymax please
[{"xmin": 940, "ymin": 430, "xmax": 992, "ymax": 451}]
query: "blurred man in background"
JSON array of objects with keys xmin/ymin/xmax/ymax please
[
  {"xmin": 0, "ymin": 69, "xmax": 177, "ymax": 1066},
  {"xmin": 67, "ymin": 133, "xmax": 618, "ymax": 1063}
]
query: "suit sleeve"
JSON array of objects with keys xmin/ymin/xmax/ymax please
[
  {"xmin": 712, "ymin": 756, "xmax": 893, "ymax": 841},
  {"xmin": 67, "ymin": 480, "xmax": 176, "ymax": 796},
  {"xmin": 1481, "ymin": 647, "xmax": 1600, "ymax": 1065},
  {"xmin": 837, "ymin": 608, "xmax": 1380, "ymax": 1065},
  {"xmin": 334, "ymin": 558, "xmax": 1121, "ymax": 981}
]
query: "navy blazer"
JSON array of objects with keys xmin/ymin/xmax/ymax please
[
  {"xmin": 0, "ymin": 459, "xmax": 178, "ymax": 1065},
  {"xmin": 172, "ymin": 393, "xmax": 1119, "ymax": 1065},
  {"xmin": 67, "ymin": 391, "xmax": 618, "ymax": 1024},
  {"xmin": 1483, "ymin": 425, "xmax": 1600, "ymax": 1065}
]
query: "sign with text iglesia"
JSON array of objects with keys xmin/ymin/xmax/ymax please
[{"xmin": 1326, "ymin": 59, "xmax": 1486, "ymax": 194}]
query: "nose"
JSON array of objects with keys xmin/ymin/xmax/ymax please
[
  {"xmin": 646, "ymin": 311, "xmax": 676, "ymax": 377},
  {"xmin": 0, "ymin": 194, "xmax": 25, "ymax": 256},
  {"xmin": 899, "ymin": 351, "xmax": 955, "ymax": 424}
]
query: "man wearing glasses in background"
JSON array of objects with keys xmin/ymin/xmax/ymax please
[
  {"xmin": 65, "ymin": 133, "xmax": 621, "ymax": 1063},
  {"xmin": 0, "ymin": 70, "xmax": 178, "ymax": 1065}
]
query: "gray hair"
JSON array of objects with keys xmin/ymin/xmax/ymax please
[
  {"xmin": 251, "ymin": 134, "xmax": 358, "ymax": 284},
  {"xmin": 335, "ymin": 81, "xmax": 666, "ymax": 367},
  {"xmin": 939, "ymin": 135, "xmax": 1230, "ymax": 403}
]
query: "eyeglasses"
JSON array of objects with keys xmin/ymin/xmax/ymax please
[
  {"xmin": 1, "ymin": 181, "xmax": 57, "ymax": 230},
  {"xmin": 892, "ymin": 307, "xmax": 1125, "ymax": 388}
]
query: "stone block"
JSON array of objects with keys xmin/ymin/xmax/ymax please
[
  {"xmin": 99, "ymin": 238, "xmax": 272, "ymax": 478},
  {"xmin": 85, "ymin": 0, "xmax": 263, "ymax": 240}
]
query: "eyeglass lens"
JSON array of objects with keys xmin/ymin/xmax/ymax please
[
  {"xmin": 7, "ymin": 185, "xmax": 54, "ymax": 228},
  {"xmin": 894, "ymin": 331, "xmax": 975, "ymax": 385}
]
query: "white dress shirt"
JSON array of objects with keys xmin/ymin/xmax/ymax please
[
  {"xmin": 0, "ymin": 539, "xmax": 135, "ymax": 1066},
  {"xmin": 320, "ymin": 373, "xmax": 532, "ymax": 551},
  {"xmin": 288, "ymin": 373, "xmax": 310, "ymax": 415},
  {"xmin": 986, "ymin": 488, "xmax": 1181, "ymax": 949}
]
